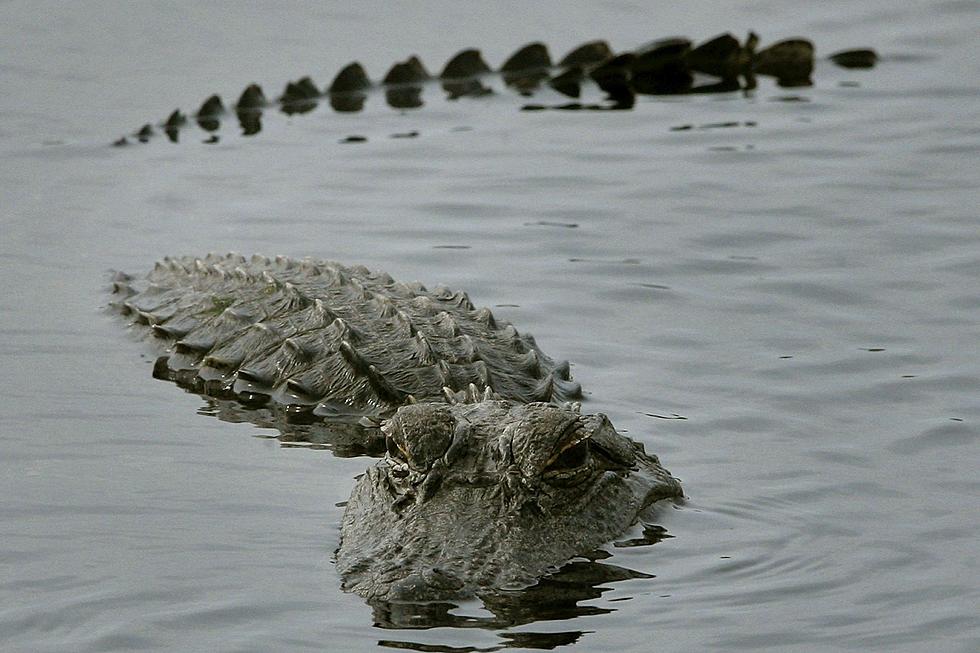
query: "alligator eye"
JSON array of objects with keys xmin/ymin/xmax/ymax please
[
  {"xmin": 544, "ymin": 439, "xmax": 590, "ymax": 472},
  {"xmin": 541, "ymin": 437, "xmax": 592, "ymax": 487}
]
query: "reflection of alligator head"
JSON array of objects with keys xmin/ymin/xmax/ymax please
[
  {"xmin": 115, "ymin": 32, "xmax": 875, "ymax": 145},
  {"xmin": 336, "ymin": 397, "xmax": 682, "ymax": 602},
  {"xmin": 368, "ymin": 558, "xmax": 656, "ymax": 649}
]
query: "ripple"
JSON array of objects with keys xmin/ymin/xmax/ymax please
[
  {"xmin": 748, "ymin": 280, "xmax": 869, "ymax": 305},
  {"xmin": 888, "ymin": 420, "xmax": 978, "ymax": 453}
]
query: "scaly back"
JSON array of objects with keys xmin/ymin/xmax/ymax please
[{"xmin": 110, "ymin": 253, "xmax": 582, "ymax": 420}]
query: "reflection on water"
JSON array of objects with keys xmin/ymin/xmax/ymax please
[
  {"xmin": 331, "ymin": 91, "xmax": 368, "ymax": 113},
  {"xmin": 235, "ymin": 109, "xmax": 262, "ymax": 136},
  {"xmin": 197, "ymin": 397, "xmax": 385, "ymax": 457},
  {"xmin": 386, "ymin": 86, "xmax": 425, "ymax": 110},
  {"xmin": 371, "ymin": 559, "xmax": 657, "ymax": 651}
]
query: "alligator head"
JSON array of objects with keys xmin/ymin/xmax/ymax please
[{"xmin": 336, "ymin": 396, "xmax": 682, "ymax": 601}]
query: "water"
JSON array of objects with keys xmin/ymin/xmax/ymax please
[{"xmin": 1, "ymin": 1, "xmax": 978, "ymax": 651}]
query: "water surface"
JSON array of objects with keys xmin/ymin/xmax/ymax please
[{"xmin": 1, "ymin": 1, "xmax": 978, "ymax": 651}]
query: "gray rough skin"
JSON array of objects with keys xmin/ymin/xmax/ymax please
[
  {"xmin": 337, "ymin": 397, "xmax": 683, "ymax": 601},
  {"xmin": 110, "ymin": 253, "xmax": 582, "ymax": 425}
]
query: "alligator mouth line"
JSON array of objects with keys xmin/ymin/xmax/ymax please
[
  {"xmin": 385, "ymin": 446, "xmax": 412, "ymax": 478},
  {"xmin": 382, "ymin": 425, "xmax": 422, "ymax": 478}
]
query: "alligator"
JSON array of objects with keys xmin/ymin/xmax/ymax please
[
  {"xmin": 112, "ymin": 32, "xmax": 876, "ymax": 145},
  {"xmin": 110, "ymin": 254, "xmax": 683, "ymax": 601},
  {"xmin": 110, "ymin": 253, "xmax": 583, "ymax": 447},
  {"xmin": 337, "ymin": 394, "xmax": 682, "ymax": 601}
]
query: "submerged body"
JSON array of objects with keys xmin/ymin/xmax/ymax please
[{"xmin": 337, "ymin": 397, "xmax": 682, "ymax": 601}]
